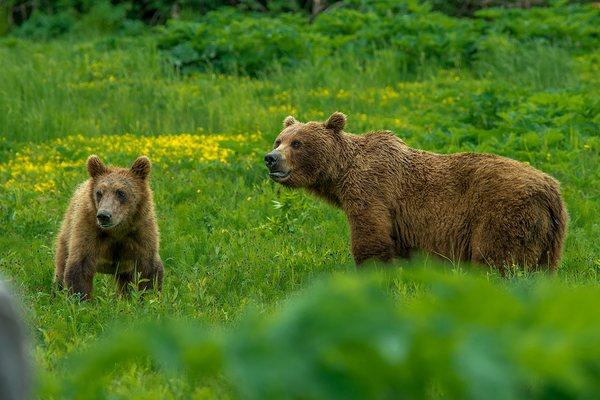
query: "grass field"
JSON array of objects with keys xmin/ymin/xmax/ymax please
[{"xmin": 0, "ymin": 22, "xmax": 599, "ymax": 398}]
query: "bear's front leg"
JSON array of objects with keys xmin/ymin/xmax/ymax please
[
  {"xmin": 347, "ymin": 210, "xmax": 395, "ymax": 266},
  {"xmin": 138, "ymin": 257, "xmax": 164, "ymax": 292},
  {"xmin": 116, "ymin": 272, "xmax": 133, "ymax": 295},
  {"xmin": 63, "ymin": 256, "xmax": 95, "ymax": 300}
]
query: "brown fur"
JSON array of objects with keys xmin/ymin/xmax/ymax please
[
  {"xmin": 54, "ymin": 155, "xmax": 164, "ymax": 299},
  {"xmin": 265, "ymin": 112, "xmax": 568, "ymax": 272}
]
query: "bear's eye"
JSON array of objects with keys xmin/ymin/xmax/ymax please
[
  {"xmin": 116, "ymin": 189, "xmax": 126, "ymax": 202},
  {"xmin": 274, "ymin": 139, "xmax": 281, "ymax": 149},
  {"xmin": 96, "ymin": 190, "xmax": 102, "ymax": 200},
  {"xmin": 291, "ymin": 140, "xmax": 301, "ymax": 149}
]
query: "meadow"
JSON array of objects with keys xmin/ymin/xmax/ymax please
[{"xmin": 0, "ymin": 2, "xmax": 599, "ymax": 398}]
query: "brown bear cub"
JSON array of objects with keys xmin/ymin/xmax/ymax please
[
  {"xmin": 265, "ymin": 112, "xmax": 568, "ymax": 272},
  {"xmin": 54, "ymin": 155, "xmax": 164, "ymax": 299}
]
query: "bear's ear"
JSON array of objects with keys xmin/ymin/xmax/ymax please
[
  {"xmin": 324, "ymin": 112, "xmax": 346, "ymax": 133},
  {"xmin": 130, "ymin": 156, "xmax": 151, "ymax": 180},
  {"xmin": 87, "ymin": 155, "xmax": 107, "ymax": 178},
  {"xmin": 283, "ymin": 116, "xmax": 297, "ymax": 128}
]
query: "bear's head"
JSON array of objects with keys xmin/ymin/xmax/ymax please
[
  {"xmin": 265, "ymin": 112, "xmax": 347, "ymax": 188},
  {"xmin": 86, "ymin": 155, "xmax": 151, "ymax": 230}
]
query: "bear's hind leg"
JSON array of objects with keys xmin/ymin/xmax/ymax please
[{"xmin": 471, "ymin": 217, "xmax": 546, "ymax": 273}]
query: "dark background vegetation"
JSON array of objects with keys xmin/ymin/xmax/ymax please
[
  {"xmin": 1, "ymin": 0, "xmax": 596, "ymax": 36},
  {"xmin": 3, "ymin": 0, "xmax": 586, "ymax": 25}
]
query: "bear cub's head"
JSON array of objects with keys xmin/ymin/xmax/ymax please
[
  {"xmin": 265, "ymin": 112, "xmax": 347, "ymax": 188},
  {"xmin": 86, "ymin": 155, "xmax": 151, "ymax": 230}
]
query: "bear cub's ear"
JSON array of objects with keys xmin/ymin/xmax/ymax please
[
  {"xmin": 325, "ymin": 112, "xmax": 346, "ymax": 132},
  {"xmin": 87, "ymin": 155, "xmax": 107, "ymax": 178},
  {"xmin": 283, "ymin": 116, "xmax": 297, "ymax": 128},
  {"xmin": 131, "ymin": 156, "xmax": 151, "ymax": 180}
]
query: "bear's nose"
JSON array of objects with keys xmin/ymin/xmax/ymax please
[
  {"xmin": 96, "ymin": 211, "xmax": 112, "ymax": 224},
  {"xmin": 264, "ymin": 152, "xmax": 279, "ymax": 169}
]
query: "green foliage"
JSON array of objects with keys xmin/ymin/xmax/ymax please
[
  {"xmin": 13, "ymin": 11, "xmax": 76, "ymax": 40},
  {"xmin": 160, "ymin": 10, "xmax": 313, "ymax": 75},
  {"xmin": 1, "ymin": 0, "xmax": 324, "ymax": 36},
  {"xmin": 428, "ymin": 0, "xmax": 595, "ymax": 16},
  {"xmin": 158, "ymin": 4, "xmax": 600, "ymax": 76},
  {"xmin": 9, "ymin": 1, "xmax": 144, "ymax": 39},
  {"xmin": 157, "ymin": 6, "xmax": 479, "ymax": 76},
  {"xmin": 74, "ymin": 1, "xmax": 130, "ymax": 35},
  {"xmin": 43, "ymin": 271, "xmax": 600, "ymax": 399},
  {"xmin": 477, "ymin": 4, "xmax": 600, "ymax": 50}
]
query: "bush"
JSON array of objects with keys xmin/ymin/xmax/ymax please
[
  {"xmin": 159, "ymin": 10, "xmax": 315, "ymax": 75},
  {"xmin": 13, "ymin": 11, "xmax": 75, "ymax": 40},
  {"xmin": 157, "ymin": 7, "xmax": 480, "ymax": 75},
  {"xmin": 157, "ymin": 4, "xmax": 599, "ymax": 76},
  {"xmin": 9, "ymin": 1, "xmax": 134, "ymax": 39},
  {"xmin": 74, "ymin": 1, "xmax": 130, "ymax": 35},
  {"xmin": 45, "ymin": 271, "xmax": 600, "ymax": 399}
]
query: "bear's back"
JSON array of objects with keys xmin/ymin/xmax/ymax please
[{"xmin": 441, "ymin": 152, "xmax": 560, "ymax": 201}]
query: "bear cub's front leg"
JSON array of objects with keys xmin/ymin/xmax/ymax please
[{"xmin": 63, "ymin": 257, "xmax": 95, "ymax": 300}]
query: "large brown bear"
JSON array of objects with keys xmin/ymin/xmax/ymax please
[
  {"xmin": 54, "ymin": 155, "xmax": 164, "ymax": 299},
  {"xmin": 265, "ymin": 112, "xmax": 568, "ymax": 272}
]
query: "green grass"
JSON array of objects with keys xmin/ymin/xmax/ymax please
[{"xmin": 0, "ymin": 33, "xmax": 599, "ymax": 398}]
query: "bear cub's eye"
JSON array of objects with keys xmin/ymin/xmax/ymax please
[
  {"xmin": 291, "ymin": 140, "xmax": 301, "ymax": 149},
  {"xmin": 116, "ymin": 189, "xmax": 127, "ymax": 202},
  {"xmin": 274, "ymin": 139, "xmax": 281, "ymax": 149},
  {"xmin": 96, "ymin": 190, "xmax": 102, "ymax": 200}
]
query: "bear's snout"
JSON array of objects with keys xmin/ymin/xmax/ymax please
[
  {"xmin": 264, "ymin": 152, "xmax": 280, "ymax": 170},
  {"xmin": 96, "ymin": 210, "xmax": 112, "ymax": 226},
  {"xmin": 265, "ymin": 151, "xmax": 291, "ymax": 181}
]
